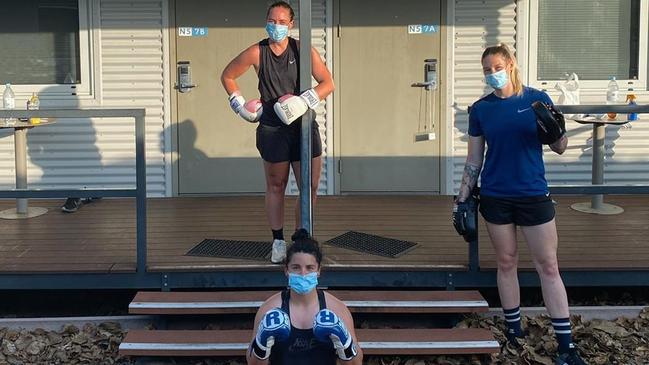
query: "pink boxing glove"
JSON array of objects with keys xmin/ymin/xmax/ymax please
[{"xmin": 228, "ymin": 92, "xmax": 262, "ymax": 123}]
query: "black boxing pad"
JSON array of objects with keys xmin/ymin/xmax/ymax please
[
  {"xmin": 532, "ymin": 101, "xmax": 566, "ymax": 145},
  {"xmin": 452, "ymin": 189, "xmax": 479, "ymax": 243}
]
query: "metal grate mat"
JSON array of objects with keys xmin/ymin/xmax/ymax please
[
  {"xmin": 325, "ymin": 231, "xmax": 417, "ymax": 258},
  {"xmin": 186, "ymin": 239, "xmax": 272, "ymax": 261}
]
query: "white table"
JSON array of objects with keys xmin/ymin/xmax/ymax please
[
  {"xmin": 568, "ymin": 116, "xmax": 629, "ymax": 215},
  {"xmin": 0, "ymin": 119, "xmax": 55, "ymax": 219}
]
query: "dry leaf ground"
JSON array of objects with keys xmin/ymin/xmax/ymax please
[{"xmin": 1, "ymin": 308, "xmax": 648, "ymax": 365}]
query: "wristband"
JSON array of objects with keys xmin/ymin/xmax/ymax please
[
  {"xmin": 300, "ymin": 88, "xmax": 320, "ymax": 109},
  {"xmin": 339, "ymin": 339, "xmax": 357, "ymax": 361},
  {"xmin": 250, "ymin": 339, "xmax": 271, "ymax": 360}
]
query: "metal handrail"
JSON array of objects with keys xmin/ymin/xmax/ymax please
[
  {"xmin": 0, "ymin": 108, "xmax": 147, "ymax": 273},
  {"xmin": 0, "ymin": 106, "xmax": 646, "ymax": 278},
  {"xmin": 551, "ymin": 104, "xmax": 649, "ymax": 195},
  {"xmin": 556, "ymin": 104, "xmax": 649, "ymax": 114}
]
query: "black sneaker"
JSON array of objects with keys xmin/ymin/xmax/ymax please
[
  {"xmin": 83, "ymin": 197, "xmax": 102, "ymax": 204},
  {"xmin": 504, "ymin": 329, "xmax": 526, "ymax": 349},
  {"xmin": 61, "ymin": 198, "xmax": 82, "ymax": 213},
  {"xmin": 556, "ymin": 345, "xmax": 588, "ymax": 365}
]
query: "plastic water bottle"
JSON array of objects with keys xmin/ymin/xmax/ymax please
[
  {"xmin": 606, "ymin": 77, "xmax": 620, "ymax": 119},
  {"xmin": 3, "ymin": 83, "xmax": 16, "ymax": 125},
  {"xmin": 626, "ymin": 94, "xmax": 638, "ymax": 121},
  {"xmin": 27, "ymin": 92, "xmax": 40, "ymax": 124}
]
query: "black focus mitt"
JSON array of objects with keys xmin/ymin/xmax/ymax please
[
  {"xmin": 532, "ymin": 101, "xmax": 566, "ymax": 145},
  {"xmin": 452, "ymin": 191, "xmax": 479, "ymax": 243}
]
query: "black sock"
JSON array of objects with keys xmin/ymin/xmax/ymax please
[
  {"xmin": 552, "ymin": 317, "xmax": 572, "ymax": 354},
  {"xmin": 272, "ymin": 228, "xmax": 284, "ymax": 241},
  {"xmin": 503, "ymin": 306, "xmax": 523, "ymax": 339}
]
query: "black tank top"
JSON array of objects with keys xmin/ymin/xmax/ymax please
[
  {"xmin": 257, "ymin": 37, "xmax": 300, "ymax": 126},
  {"xmin": 268, "ymin": 289, "xmax": 336, "ymax": 365}
]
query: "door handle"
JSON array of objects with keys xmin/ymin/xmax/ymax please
[{"xmin": 177, "ymin": 61, "xmax": 196, "ymax": 93}]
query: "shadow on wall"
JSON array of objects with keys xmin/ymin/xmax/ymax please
[
  {"xmin": 575, "ymin": 122, "xmax": 631, "ymax": 182},
  {"xmin": 26, "ymin": 86, "xmax": 101, "ymax": 211},
  {"xmin": 27, "ymin": 86, "xmax": 97, "ymax": 187},
  {"xmin": 161, "ymin": 118, "xmax": 209, "ymax": 178},
  {"xmin": 24, "ymin": 87, "xmax": 146, "ymax": 210},
  {"xmin": 164, "ymin": 118, "xmax": 269, "ymax": 194}
]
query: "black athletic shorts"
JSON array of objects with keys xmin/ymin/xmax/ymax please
[
  {"xmin": 256, "ymin": 119, "xmax": 323, "ymax": 163},
  {"xmin": 479, "ymin": 194, "xmax": 555, "ymax": 226}
]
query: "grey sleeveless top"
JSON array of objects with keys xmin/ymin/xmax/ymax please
[{"xmin": 257, "ymin": 37, "xmax": 300, "ymax": 126}]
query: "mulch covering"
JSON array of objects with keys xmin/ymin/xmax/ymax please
[
  {"xmin": 453, "ymin": 309, "xmax": 649, "ymax": 365},
  {"xmin": 2, "ymin": 308, "xmax": 649, "ymax": 364},
  {"xmin": 0, "ymin": 322, "xmax": 128, "ymax": 365}
]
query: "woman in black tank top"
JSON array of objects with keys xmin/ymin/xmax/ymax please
[
  {"xmin": 247, "ymin": 236, "xmax": 363, "ymax": 365},
  {"xmin": 220, "ymin": 1, "xmax": 335, "ymax": 264}
]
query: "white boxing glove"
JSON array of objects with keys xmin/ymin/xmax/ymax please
[
  {"xmin": 273, "ymin": 88, "xmax": 320, "ymax": 125},
  {"xmin": 228, "ymin": 92, "xmax": 262, "ymax": 123}
]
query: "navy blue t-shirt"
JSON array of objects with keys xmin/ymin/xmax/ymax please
[{"xmin": 468, "ymin": 87, "xmax": 553, "ymax": 197}]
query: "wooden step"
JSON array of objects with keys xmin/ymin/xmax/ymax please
[
  {"xmin": 119, "ymin": 328, "xmax": 500, "ymax": 357},
  {"xmin": 129, "ymin": 290, "xmax": 488, "ymax": 315}
]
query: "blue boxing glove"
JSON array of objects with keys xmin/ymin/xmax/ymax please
[
  {"xmin": 313, "ymin": 309, "xmax": 358, "ymax": 361},
  {"xmin": 251, "ymin": 308, "xmax": 291, "ymax": 360}
]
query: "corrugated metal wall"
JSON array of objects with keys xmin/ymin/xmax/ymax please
[
  {"xmin": 3, "ymin": 0, "xmax": 644, "ymax": 198},
  {"xmin": 450, "ymin": 0, "xmax": 649, "ymax": 193},
  {"xmin": 286, "ymin": 0, "xmax": 331, "ymax": 195},
  {"xmin": 0, "ymin": 0, "xmax": 168, "ymax": 197},
  {"xmin": 451, "ymin": 0, "xmax": 518, "ymax": 192},
  {"xmin": 542, "ymin": 90, "xmax": 649, "ymax": 186},
  {"xmin": 98, "ymin": 0, "xmax": 168, "ymax": 196}
]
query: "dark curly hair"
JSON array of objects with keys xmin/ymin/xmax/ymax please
[{"xmin": 285, "ymin": 229, "xmax": 322, "ymax": 267}]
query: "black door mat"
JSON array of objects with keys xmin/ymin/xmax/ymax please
[
  {"xmin": 324, "ymin": 231, "xmax": 418, "ymax": 258},
  {"xmin": 186, "ymin": 239, "xmax": 272, "ymax": 261}
]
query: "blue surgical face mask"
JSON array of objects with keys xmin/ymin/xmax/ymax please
[
  {"xmin": 266, "ymin": 23, "xmax": 289, "ymax": 42},
  {"xmin": 288, "ymin": 272, "xmax": 318, "ymax": 294},
  {"xmin": 485, "ymin": 69, "xmax": 509, "ymax": 89}
]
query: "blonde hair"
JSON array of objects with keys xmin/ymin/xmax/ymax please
[{"xmin": 481, "ymin": 43, "xmax": 524, "ymax": 96}]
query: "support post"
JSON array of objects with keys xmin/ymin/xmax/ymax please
[
  {"xmin": 590, "ymin": 123, "xmax": 606, "ymax": 209},
  {"xmin": 468, "ymin": 238, "xmax": 480, "ymax": 272},
  {"xmin": 14, "ymin": 128, "xmax": 28, "ymax": 214},
  {"xmin": 299, "ymin": 0, "xmax": 313, "ymax": 235},
  {"xmin": 135, "ymin": 114, "xmax": 147, "ymax": 273}
]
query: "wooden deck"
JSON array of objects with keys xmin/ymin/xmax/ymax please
[{"xmin": 0, "ymin": 195, "xmax": 647, "ymax": 273}]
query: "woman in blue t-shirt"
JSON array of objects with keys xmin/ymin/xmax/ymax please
[{"xmin": 455, "ymin": 44, "xmax": 587, "ymax": 365}]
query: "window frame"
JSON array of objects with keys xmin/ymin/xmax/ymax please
[
  {"xmin": 527, "ymin": 0, "xmax": 648, "ymax": 90},
  {"xmin": 9, "ymin": 0, "xmax": 95, "ymax": 98}
]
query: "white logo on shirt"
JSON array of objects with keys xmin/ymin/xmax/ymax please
[
  {"xmin": 289, "ymin": 59, "xmax": 296, "ymax": 64},
  {"xmin": 517, "ymin": 107, "xmax": 531, "ymax": 113}
]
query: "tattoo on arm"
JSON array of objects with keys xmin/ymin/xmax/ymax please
[{"xmin": 458, "ymin": 164, "xmax": 480, "ymax": 201}]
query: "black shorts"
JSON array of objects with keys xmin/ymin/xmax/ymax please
[
  {"xmin": 479, "ymin": 194, "xmax": 555, "ymax": 226},
  {"xmin": 256, "ymin": 120, "xmax": 323, "ymax": 163}
]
